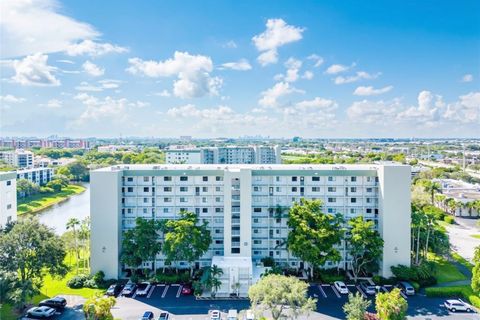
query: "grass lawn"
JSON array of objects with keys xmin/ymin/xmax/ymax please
[
  {"xmin": 429, "ymin": 253, "xmax": 467, "ymax": 283},
  {"xmin": 17, "ymin": 184, "xmax": 85, "ymax": 215},
  {"xmin": 451, "ymin": 251, "xmax": 474, "ymax": 271}
]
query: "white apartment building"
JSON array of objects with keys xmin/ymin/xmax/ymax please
[
  {"xmin": 165, "ymin": 146, "xmax": 281, "ymax": 165},
  {"xmin": 90, "ymin": 164, "xmax": 411, "ymax": 296},
  {"xmin": 16, "ymin": 167, "xmax": 54, "ymax": 186},
  {"xmin": 0, "ymin": 149, "xmax": 34, "ymax": 168},
  {"xmin": 0, "ymin": 172, "xmax": 17, "ymax": 227}
]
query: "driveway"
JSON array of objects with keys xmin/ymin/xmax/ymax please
[{"xmin": 446, "ymin": 217, "xmax": 480, "ymax": 262}]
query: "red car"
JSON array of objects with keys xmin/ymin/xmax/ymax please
[{"xmin": 181, "ymin": 284, "xmax": 193, "ymax": 295}]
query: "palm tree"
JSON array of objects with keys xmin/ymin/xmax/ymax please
[
  {"xmin": 424, "ymin": 181, "xmax": 441, "ymax": 205},
  {"xmin": 210, "ymin": 278, "xmax": 222, "ymax": 298},
  {"xmin": 79, "ymin": 218, "xmax": 91, "ymax": 270},
  {"xmin": 66, "ymin": 217, "xmax": 81, "ymax": 273}
]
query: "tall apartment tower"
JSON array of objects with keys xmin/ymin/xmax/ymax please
[
  {"xmin": 90, "ymin": 164, "xmax": 411, "ymax": 295},
  {"xmin": 0, "ymin": 172, "xmax": 17, "ymax": 227}
]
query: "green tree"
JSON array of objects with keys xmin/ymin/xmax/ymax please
[
  {"xmin": 121, "ymin": 218, "xmax": 162, "ymax": 273},
  {"xmin": 83, "ymin": 293, "xmax": 116, "ymax": 320},
  {"xmin": 287, "ymin": 199, "xmax": 344, "ymax": 277},
  {"xmin": 343, "ymin": 292, "xmax": 371, "ymax": 320},
  {"xmin": 248, "ymin": 274, "xmax": 317, "ymax": 320},
  {"xmin": 0, "ymin": 219, "xmax": 67, "ymax": 308},
  {"xmin": 161, "ymin": 210, "xmax": 212, "ymax": 274},
  {"xmin": 375, "ymin": 288, "xmax": 408, "ymax": 320},
  {"xmin": 200, "ymin": 265, "xmax": 224, "ymax": 297},
  {"xmin": 472, "ymin": 245, "xmax": 480, "ymax": 292},
  {"xmin": 423, "ymin": 181, "xmax": 441, "ymax": 205},
  {"xmin": 16, "ymin": 178, "xmax": 40, "ymax": 198},
  {"xmin": 346, "ymin": 216, "xmax": 384, "ymax": 282},
  {"xmin": 66, "ymin": 217, "xmax": 81, "ymax": 273},
  {"xmin": 46, "ymin": 179, "xmax": 64, "ymax": 192}
]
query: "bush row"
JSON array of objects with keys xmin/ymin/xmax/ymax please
[
  {"xmin": 425, "ymin": 286, "xmax": 480, "ymax": 308},
  {"xmin": 67, "ymin": 271, "xmax": 115, "ymax": 289}
]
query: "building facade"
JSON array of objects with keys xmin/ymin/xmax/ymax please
[
  {"xmin": 165, "ymin": 146, "xmax": 281, "ymax": 165},
  {"xmin": 0, "ymin": 172, "xmax": 17, "ymax": 227},
  {"xmin": 16, "ymin": 167, "xmax": 54, "ymax": 186},
  {"xmin": 0, "ymin": 138, "xmax": 91, "ymax": 149},
  {"xmin": 0, "ymin": 149, "xmax": 34, "ymax": 168},
  {"xmin": 90, "ymin": 164, "xmax": 411, "ymax": 295}
]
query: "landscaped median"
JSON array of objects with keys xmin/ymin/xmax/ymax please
[
  {"xmin": 17, "ymin": 184, "xmax": 86, "ymax": 215},
  {"xmin": 425, "ymin": 286, "xmax": 480, "ymax": 308}
]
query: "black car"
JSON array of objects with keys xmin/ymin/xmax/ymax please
[
  {"xmin": 38, "ymin": 296, "xmax": 67, "ymax": 309},
  {"xmin": 106, "ymin": 283, "xmax": 123, "ymax": 296}
]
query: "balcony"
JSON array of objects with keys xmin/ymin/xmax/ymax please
[
  {"xmin": 231, "ymin": 242, "xmax": 240, "ymax": 247},
  {"xmin": 231, "ymin": 218, "xmax": 240, "ymax": 224}
]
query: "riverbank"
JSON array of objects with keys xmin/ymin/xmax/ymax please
[{"xmin": 17, "ymin": 184, "xmax": 86, "ymax": 215}]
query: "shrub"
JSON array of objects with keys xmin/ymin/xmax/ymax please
[
  {"xmin": 39, "ymin": 187, "xmax": 54, "ymax": 194},
  {"xmin": 153, "ymin": 271, "xmax": 190, "ymax": 284},
  {"xmin": 261, "ymin": 256, "xmax": 275, "ymax": 267},
  {"xmin": 444, "ymin": 215, "xmax": 455, "ymax": 224},
  {"xmin": 372, "ymin": 276, "xmax": 396, "ymax": 286},
  {"xmin": 391, "ymin": 263, "xmax": 436, "ymax": 287},
  {"xmin": 93, "ymin": 270, "xmax": 105, "ymax": 286},
  {"xmin": 67, "ymin": 274, "xmax": 90, "ymax": 288},
  {"xmin": 84, "ymin": 278, "xmax": 98, "ymax": 288},
  {"xmin": 425, "ymin": 285, "xmax": 480, "ymax": 308}
]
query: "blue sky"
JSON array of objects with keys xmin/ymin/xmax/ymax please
[{"xmin": 0, "ymin": 0, "xmax": 479, "ymax": 138}]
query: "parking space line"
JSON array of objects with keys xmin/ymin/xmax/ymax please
[
  {"xmin": 176, "ymin": 285, "xmax": 183, "ymax": 298},
  {"xmin": 331, "ymin": 285, "xmax": 341, "ymax": 298},
  {"xmin": 399, "ymin": 291, "xmax": 408, "ymax": 299},
  {"xmin": 356, "ymin": 285, "xmax": 367, "ymax": 299},
  {"xmin": 147, "ymin": 285, "xmax": 155, "ymax": 298},
  {"xmin": 132, "ymin": 291, "xmax": 137, "ymax": 299},
  {"xmin": 161, "ymin": 285, "xmax": 170, "ymax": 298},
  {"xmin": 318, "ymin": 285, "xmax": 327, "ymax": 298},
  {"xmin": 381, "ymin": 286, "xmax": 389, "ymax": 293}
]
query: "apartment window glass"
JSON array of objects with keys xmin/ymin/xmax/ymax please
[
  {"xmin": 215, "ymin": 208, "xmax": 223, "ymax": 213},
  {"xmin": 254, "ymin": 186, "xmax": 260, "ymax": 192},
  {"xmin": 328, "ymin": 197, "xmax": 336, "ymax": 203},
  {"xmin": 127, "ymin": 187, "xmax": 133, "ymax": 192},
  {"xmin": 202, "ymin": 187, "xmax": 208, "ymax": 192},
  {"xmin": 164, "ymin": 198, "xmax": 171, "ymax": 203},
  {"xmin": 291, "ymin": 187, "xmax": 297, "ymax": 192},
  {"xmin": 253, "ymin": 240, "xmax": 261, "ymax": 244},
  {"xmin": 180, "ymin": 186, "xmax": 188, "ymax": 192},
  {"xmin": 216, "ymin": 197, "xmax": 221, "ymax": 202},
  {"xmin": 312, "ymin": 187, "xmax": 320, "ymax": 192},
  {"xmin": 253, "ymin": 218, "xmax": 259, "ymax": 223},
  {"xmin": 215, "ymin": 229, "xmax": 221, "ymax": 234},
  {"xmin": 254, "ymin": 229, "xmax": 259, "ymax": 234},
  {"xmin": 164, "ymin": 187, "xmax": 172, "ymax": 192},
  {"xmin": 163, "ymin": 208, "xmax": 169, "ymax": 213},
  {"xmin": 143, "ymin": 187, "xmax": 149, "ymax": 192},
  {"xmin": 143, "ymin": 208, "xmax": 148, "ymax": 214},
  {"xmin": 202, "ymin": 208, "xmax": 208, "ymax": 213},
  {"xmin": 180, "ymin": 176, "xmax": 188, "ymax": 181},
  {"xmin": 366, "ymin": 208, "xmax": 372, "ymax": 213},
  {"xmin": 366, "ymin": 187, "xmax": 373, "ymax": 193},
  {"xmin": 7, "ymin": 204, "xmax": 12, "ymax": 209},
  {"xmin": 351, "ymin": 177, "xmax": 357, "ymax": 182},
  {"xmin": 253, "ymin": 208, "xmax": 262, "ymax": 213},
  {"xmin": 351, "ymin": 198, "xmax": 357, "ymax": 203},
  {"xmin": 143, "ymin": 176, "xmax": 150, "ymax": 182},
  {"xmin": 328, "ymin": 176, "xmax": 334, "ymax": 182},
  {"xmin": 292, "ymin": 176, "xmax": 297, "ymax": 182},
  {"xmin": 216, "ymin": 186, "xmax": 221, "ymax": 192},
  {"xmin": 6, "ymin": 180, "xmax": 11, "ymax": 186},
  {"xmin": 216, "ymin": 176, "xmax": 223, "ymax": 181},
  {"xmin": 202, "ymin": 197, "xmax": 207, "ymax": 203},
  {"xmin": 350, "ymin": 208, "xmax": 355, "ymax": 214},
  {"xmin": 276, "ymin": 187, "xmax": 281, "ymax": 192},
  {"xmin": 164, "ymin": 176, "xmax": 172, "ymax": 181},
  {"xmin": 276, "ymin": 176, "xmax": 280, "ymax": 182},
  {"xmin": 312, "ymin": 176, "xmax": 320, "ymax": 181},
  {"xmin": 180, "ymin": 197, "xmax": 186, "ymax": 203},
  {"xmin": 127, "ymin": 177, "xmax": 133, "ymax": 182},
  {"xmin": 202, "ymin": 176, "xmax": 208, "ymax": 182},
  {"xmin": 143, "ymin": 198, "xmax": 148, "ymax": 203},
  {"xmin": 366, "ymin": 198, "xmax": 371, "ymax": 203},
  {"xmin": 328, "ymin": 187, "xmax": 336, "ymax": 192},
  {"xmin": 350, "ymin": 187, "xmax": 356, "ymax": 193}
]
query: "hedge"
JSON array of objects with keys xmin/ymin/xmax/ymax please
[
  {"xmin": 444, "ymin": 215, "xmax": 455, "ymax": 224},
  {"xmin": 425, "ymin": 286, "xmax": 480, "ymax": 308}
]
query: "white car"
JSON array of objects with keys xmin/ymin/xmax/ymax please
[
  {"xmin": 26, "ymin": 306, "xmax": 56, "ymax": 318},
  {"xmin": 244, "ymin": 310, "xmax": 255, "ymax": 320},
  {"xmin": 136, "ymin": 282, "xmax": 152, "ymax": 296},
  {"xmin": 444, "ymin": 299, "xmax": 473, "ymax": 312},
  {"xmin": 334, "ymin": 281, "xmax": 349, "ymax": 294},
  {"xmin": 210, "ymin": 310, "xmax": 221, "ymax": 320}
]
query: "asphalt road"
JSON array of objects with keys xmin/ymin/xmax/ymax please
[{"xmin": 447, "ymin": 217, "xmax": 480, "ymax": 262}]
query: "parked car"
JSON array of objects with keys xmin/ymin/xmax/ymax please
[
  {"xmin": 211, "ymin": 310, "xmax": 221, "ymax": 320},
  {"xmin": 140, "ymin": 311, "xmax": 154, "ymax": 320},
  {"xmin": 227, "ymin": 309, "xmax": 238, "ymax": 320},
  {"xmin": 244, "ymin": 310, "xmax": 255, "ymax": 320},
  {"xmin": 38, "ymin": 296, "xmax": 67, "ymax": 309},
  {"xmin": 334, "ymin": 281, "xmax": 349, "ymax": 294},
  {"xmin": 181, "ymin": 283, "xmax": 193, "ymax": 295},
  {"xmin": 136, "ymin": 282, "xmax": 152, "ymax": 296},
  {"xmin": 157, "ymin": 312, "xmax": 170, "ymax": 320},
  {"xmin": 26, "ymin": 306, "xmax": 56, "ymax": 318},
  {"xmin": 121, "ymin": 281, "xmax": 137, "ymax": 296},
  {"xmin": 359, "ymin": 282, "xmax": 376, "ymax": 295},
  {"xmin": 444, "ymin": 299, "xmax": 473, "ymax": 312},
  {"xmin": 398, "ymin": 281, "xmax": 415, "ymax": 296},
  {"xmin": 106, "ymin": 283, "xmax": 123, "ymax": 296}
]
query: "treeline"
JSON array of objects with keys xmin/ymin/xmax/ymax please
[{"xmin": 283, "ymin": 151, "xmax": 408, "ymax": 164}]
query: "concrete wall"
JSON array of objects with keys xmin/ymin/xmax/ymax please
[
  {"xmin": 90, "ymin": 169, "xmax": 122, "ymax": 279},
  {"xmin": 378, "ymin": 165, "xmax": 411, "ymax": 277},
  {"xmin": 0, "ymin": 172, "xmax": 17, "ymax": 227}
]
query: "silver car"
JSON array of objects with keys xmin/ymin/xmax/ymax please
[
  {"xmin": 444, "ymin": 299, "xmax": 473, "ymax": 312},
  {"xmin": 26, "ymin": 306, "xmax": 56, "ymax": 318}
]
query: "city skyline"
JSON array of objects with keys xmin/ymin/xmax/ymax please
[{"xmin": 1, "ymin": 0, "xmax": 479, "ymax": 138}]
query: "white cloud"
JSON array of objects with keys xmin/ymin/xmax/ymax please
[
  {"xmin": 252, "ymin": 19, "xmax": 304, "ymax": 66},
  {"xmin": 462, "ymin": 74, "xmax": 474, "ymax": 83},
  {"xmin": 274, "ymin": 58, "xmax": 303, "ymax": 82},
  {"xmin": 98, "ymin": 79, "xmax": 122, "ymax": 89},
  {"xmin": 258, "ymin": 82, "xmax": 304, "ymax": 108},
  {"xmin": 397, "ymin": 91, "xmax": 445, "ymax": 127},
  {"xmin": 66, "ymin": 40, "xmax": 128, "ymax": 57},
  {"xmin": 334, "ymin": 71, "xmax": 379, "ymax": 85},
  {"xmin": 11, "ymin": 53, "xmax": 60, "ymax": 86},
  {"xmin": 353, "ymin": 85, "xmax": 393, "ymax": 96},
  {"xmin": 0, "ymin": 0, "xmax": 98, "ymax": 58},
  {"xmin": 153, "ymin": 90, "xmax": 171, "ymax": 97},
  {"xmin": 444, "ymin": 92, "xmax": 480, "ymax": 124},
  {"xmin": 302, "ymin": 71, "xmax": 314, "ymax": 80},
  {"xmin": 347, "ymin": 99, "xmax": 401, "ymax": 124},
  {"xmin": 0, "ymin": 94, "xmax": 26, "ymax": 103},
  {"xmin": 223, "ymin": 40, "xmax": 238, "ymax": 49},
  {"xmin": 75, "ymin": 79, "xmax": 122, "ymax": 91},
  {"xmin": 295, "ymin": 97, "xmax": 337, "ymax": 110},
  {"xmin": 325, "ymin": 63, "xmax": 354, "ymax": 75},
  {"xmin": 220, "ymin": 59, "xmax": 252, "ymax": 71},
  {"xmin": 57, "ymin": 59, "xmax": 75, "ymax": 64},
  {"xmin": 307, "ymin": 54, "xmax": 324, "ymax": 67},
  {"xmin": 74, "ymin": 93, "xmax": 128, "ymax": 123},
  {"xmin": 45, "ymin": 99, "xmax": 62, "ymax": 108},
  {"xmin": 82, "ymin": 60, "xmax": 105, "ymax": 77},
  {"xmin": 127, "ymin": 51, "xmax": 222, "ymax": 98}
]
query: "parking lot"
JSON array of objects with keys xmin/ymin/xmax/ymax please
[{"xmin": 110, "ymin": 282, "xmax": 480, "ymax": 320}]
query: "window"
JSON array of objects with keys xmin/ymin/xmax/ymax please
[
  {"xmin": 6, "ymin": 180, "xmax": 11, "ymax": 186},
  {"xmin": 164, "ymin": 197, "xmax": 171, "ymax": 203},
  {"xmin": 328, "ymin": 197, "xmax": 336, "ymax": 203},
  {"xmin": 366, "ymin": 187, "xmax": 373, "ymax": 193},
  {"xmin": 328, "ymin": 187, "xmax": 336, "ymax": 192},
  {"xmin": 143, "ymin": 198, "xmax": 148, "ymax": 203},
  {"xmin": 164, "ymin": 187, "xmax": 172, "ymax": 192},
  {"xmin": 6, "ymin": 204, "xmax": 12, "ymax": 209},
  {"xmin": 327, "ymin": 208, "xmax": 334, "ymax": 213},
  {"xmin": 143, "ymin": 208, "xmax": 148, "ymax": 214},
  {"xmin": 143, "ymin": 187, "xmax": 149, "ymax": 192},
  {"xmin": 366, "ymin": 208, "xmax": 372, "ymax": 213},
  {"xmin": 328, "ymin": 176, "xmax": 334, "ymax": 182},
  {"xmin": 312, "ymin": 187, "xmax": 320, "ymax": 192},
  {"xmin": 215, "ymin": 229, "xmax": 221, "ymax": 234},
  {"xmin": 127, "ymin": 177, "xmax": 133, "ymax": 182},
  {"xmin": 216, "ymin": 176, "xmax": 223, "ymax": 181},
  {"xmin": 254, "ymin": 229, "xmax": 259, "ymax": 234},
  {"xmin": 163, "ymin": 208, "xmax": 169, "ymax": 213},
  {"xmin": 276, "ymin": 187, "xmax": 281, "ymax": 192},
  {"xmin": 276, "ymin": 176, "xmax": 280, "ymax": 182},
  {"xmin": 180, "ymin": 176, "xmax": 188, "ymax": 181},
  {"xmin": 127, "ymin": 187, "xmax": 133, "ymax": 192},
  {"xmin": 202, "ymin": 187, "xmax": 208, "ymax": 192},
  {"xmin": 231, "ymin": 248, "xmax": 240, "ymax": 254},
  {"xmin": 254, "ymin": 208, "xmax": 262, "ymax": 213},
  {"xmin": 292, "ymin": 176, "xmax": 298, "ymax": 182},
  {"xmin": 276, "ymin": 218, "xmax": 281, "ymax": 223},
  {"xmin": 253, "ymin": 218, "xmax": 259, "ymax": 223},
  {"xmin": 312, "ymin": 176, "xmax": 320, "ymax": 181},
  {"xmin": 202, "ymin": 197, "xmax": 207, "ymax": 203},
  {"xmin": 164, "ymin": 176, "xmax": 172, "ymax": 181},
  {"xmin": 350, "ymin": 187, "xmax": 356, "ymax": 193},
  {"xmin": 351, "ymin": 176, "xmax": 357, "ymax": 182},
  {"xmin": 253, "ymin": 240, "xmax": 261, "ymax": 244},
  {"xmin": 351, "ymin": 198, "xmax": 357, "ymax": 203},
  {"xmin": 202, "ymin": 176, "xmax": 208, "ymax": 182},
  {"xmin": 180, "ymin": 197, "xmax": 187, "ymax": 203},
  {"xmin": 254, "ymin": 186, "xmax": 260, "ymax": 192},
  {"xmin": 350, "ymin": 208, "xmax": 355, "ymax": 214},
  {"xmin": 367, "ymin": 177, "xmax": 372, "ymax": 182},
  {"xmin": 215, "ymin": 208, "xmax": 223, "ymax": 213},
  {"xmin": 276, "ymin": 229, "xmax": 280, "ymax": 234},
  {"xmin": 180, "ymin": 186, "xmax": 188, "ymax": 192},
  {"xmin": 216, "ymin": 186, "xmax": 221, "ymax": 192},
  {"xmin": 215, "ymin": 240, "xmax": 223, "ymax": 244},
  {"xmin": 216, "ymin": 197, "xmax": 221, "ymax": 202},
  {"xmin": 143, "ymin": 176, "xmax": 150, "ymax": 182},
  {"xmin": 291, "ymin": 187, "xmax": 297, "ymax": 192}
]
